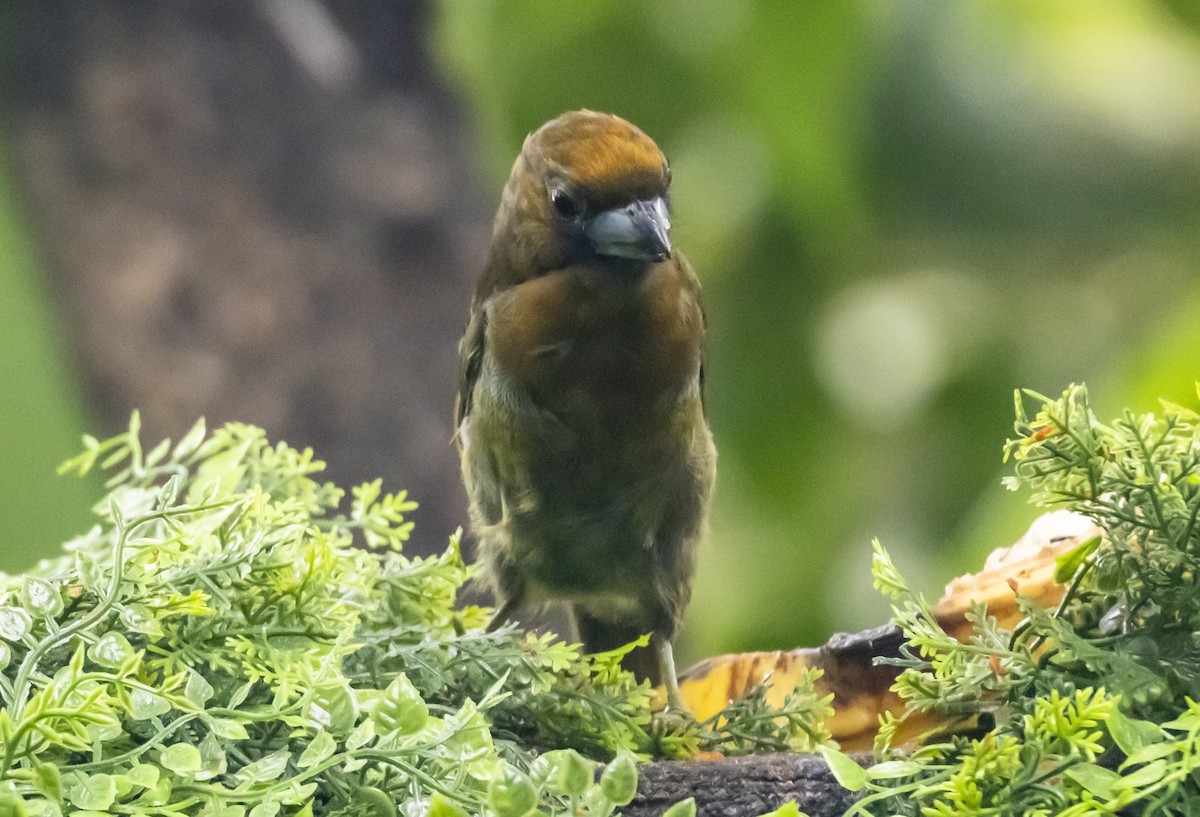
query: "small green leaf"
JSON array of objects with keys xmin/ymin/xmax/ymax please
[
  {"xmin": 348, "ymin": 787, "xmax": 398, "ymax": 815},
  {"xmin": 541, "ymin": 749, "xmax": 593, "ymax": 797},
  {"xmin": 66, "ymin": 642, "xmax": 85, "ymax": 675},
  {"xmin": 1107, "ymin": 707, "xmax": 1165, "ymax": 756},
  {"xmin": 87, "ymin": 720, "xmax": 123, "ymax": 744},
  {"xmin": 426, "ymin": 793, "xmax": 469, "ymax": 817},
  {"xmin": 75, "ymin": 551, "xmax": 101, "ymax": 592},
  {"xmin": 308, "ymin": 684, "xmax": 358, "ymax": 735},
  {"xmin": 346, "ymin": 718, "xmax": 375, "ymax": 751},
  {"xmin": 1054, "ymin": 535, "xmax": 1101, "ymax": 583},
  {"xmin": 32, "ymin": 763, "xmax": 61, "ymax": 800},
  {"xmin": 198, "ymin": 732, "xmax": 227, "ymax": 781},
  {"xmin": 757, "ymin": 803, "xmax": 806, "ymax": 817},
  {"xmin": 370, "ymin": 675, "xmax": 428, "ymax": 737},
  {"xmin": 185, "ymin": 671, "xmax": 215, "ymax": 706},
  {"xmin": 249, "ymin": 802, "xmax": 281, "ymax": 817},
  {"xmin": 119, "ymin": 604, "xmax": 163, "ymax": 638},
  {"xmin": 599, "ymin": 751, "xmax": 638, "ymax": 806},
  {"xmin": 113, "ymin": 775, "xmax": 134, "ymax": 799},
  {"xmin": 487, "ymin": 767, "xmax": 538, "ymax": 817},
  {"xmin": 160, "ymin": 743, "xmax": 202, "ymax": 775},
  {"xmin": 1161, "ymin": 710, "xmax": 1200, "ymax": 731},
  {"xmin": 145, "ymin": 439, "xmax": 172, "ymax": 472},
  {"xmin": 356, "ymin": 787, "xmax": 397, "ymax": 817},
  {"xmin": 583, "ymin": 788, "xmax": 614, "ymax": 817},
  {"xmin": 1065, "ymin": 763, "xmax": 1120, "ymax": 797},
  {"xmin": 130, "ymin": 688, "xmax": 172, "ymax": 720},
  {"xmin": 173, "ymin": 417, "xmax": 207, "ymax": 460},
  {"xmin": 0, "ymin": 607, "xmax": 32, "ymax": 642},
  {"xmin": 1116, "ymin": 759, "xmax": 1168, "ymax": 791},
  {"xmin": 125, "ymin": 764, "xmax": 160, "ymax": 789},
  {"xmin": 288, "ymin": 781, "xmax": 318, "ymax": 803},
  {"xmin": 20, "ymin": 577, "xmax": 63, "ymax": 619},
  {"xmin": 89, "ymin": 632, "xmax": 134, "ymax": 669},
  {"xmin": 1122, "ymin": 741, "xmax": 1179, "ymax": 767},
  {"xmin": 24, "ymin": 799, "xmax": 56, "ymax": 817},
  {"xmin": 144, "ymin": 777, "xmax": 173, "ymax": 806},
  {"xmin": 819, "ymin": 746, "xmax": 868, "ymax": 792},
  {"xmin": 662, "ymin": 797, "xmax": 696, "ymax": 817},
  {"xmin": 867, "ymin": 760, "xmax": 923, "ymax": 779},
  {"xmin": 228, "ymin": 680, "xmax": 255, "ymax": 708},
  {"xmin": 210, "ymin": 718, "xmax": 250, "ymax": 740},
  {"xmin": 298, "ymin": 730, "xmax": 337, "ymax": 768},
  {"xmin": 236, "ymin": 750, "xmax": 290, "ymax": 784},
  {"xmin": 65, "ymin": 773, "xmax": 117, "ymax": 811},
  {"xmin": 0, "ymin": 792, "xmax": 28, "ymax": 817}
]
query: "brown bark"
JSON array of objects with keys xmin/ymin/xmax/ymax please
[
  {"xmin": 629, "ymin": 754, "xmax": 858, "ymax": 817},
  {"xmin": 11, "ymin": 0, "xmax": 487, "ymax": 549}
]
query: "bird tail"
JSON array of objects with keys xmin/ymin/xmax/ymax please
[{"xmin": 572, "ymin": 609, "xmax": 662, "ymax": 686}]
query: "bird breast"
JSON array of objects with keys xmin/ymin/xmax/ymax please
[{"xmin": 485, "ymin": 261, "xmax": 703, "ymax": 425}]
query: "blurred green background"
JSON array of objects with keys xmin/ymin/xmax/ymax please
[{"xmin": 4, "ymin": 1, "xmax": 1200, "ymax": 666}]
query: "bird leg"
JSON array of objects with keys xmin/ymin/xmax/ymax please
[
  {"xmin": 653, "ymin": 633, "xmax": 686, "ymax": 713},
  {"xmin": 485, "ymin": 590, "xmax": 523, "ymax": 633}
]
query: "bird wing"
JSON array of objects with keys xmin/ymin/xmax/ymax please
[
  {"xmin": 454, "ymin": 306, "xmax": 488, "ymax": 441},
  {"xmin": 676, "ymin": 252, "xmax": 709, "ymax": 415}
]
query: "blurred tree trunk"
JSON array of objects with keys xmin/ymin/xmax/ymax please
[{"xmin": 11, "ymin": 0, "xmax": 486, "ymax": 549}]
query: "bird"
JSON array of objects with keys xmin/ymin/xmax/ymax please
[{"xmin": 455, "ymin": 110, "xmax": 715, "ymax": 708}]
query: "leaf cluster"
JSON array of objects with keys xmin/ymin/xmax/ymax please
[
  {"xmin": 0, "ymin": 413, "xmax": 828, "ymax": 816},
  {"xmin": 836, "ymin": 384, "xmax": 1200, "ymax": 816}
]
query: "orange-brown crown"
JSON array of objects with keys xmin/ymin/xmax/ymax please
[{"xmin": 525, "ymin": 110, "xmax": 669, "ymax": 207}]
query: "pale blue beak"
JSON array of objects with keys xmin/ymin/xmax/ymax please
[{"xmin": 585, "ymin": 197, "xmax": 671, "ymax": 262}]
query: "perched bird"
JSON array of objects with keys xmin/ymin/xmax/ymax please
[{"xmin": 456, "ymin": 110, "xmax": 715, "ymax": 706}]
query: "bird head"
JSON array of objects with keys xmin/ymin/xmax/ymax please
[{"xmin": 488, "ymin": 110, "xmax": 673, "ymax": 281}]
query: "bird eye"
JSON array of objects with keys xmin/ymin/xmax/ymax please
[{"xmin": 550, "ymin": 188, "xmax": 579, "ymax": 219}]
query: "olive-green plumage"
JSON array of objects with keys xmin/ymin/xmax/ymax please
[{"xmin": 456, "ymin": 111, "xmax": 715, "ymax": 702}]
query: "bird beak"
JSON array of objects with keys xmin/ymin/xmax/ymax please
[{"xmin": 585, "ymin": 197, "xmax": 672, "ymax": 262}]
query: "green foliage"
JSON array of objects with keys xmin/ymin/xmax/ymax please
[
  {"xmin": 696, "ymin": 673, "xmax": 832, "ymax": 758},
  {"xmin": 844, "ymin": 384, "xmax": 1200, "ymax": 816},
  {"xmin": 0, "ymin": 414, "xmax": 830, "ymax": 815}
]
